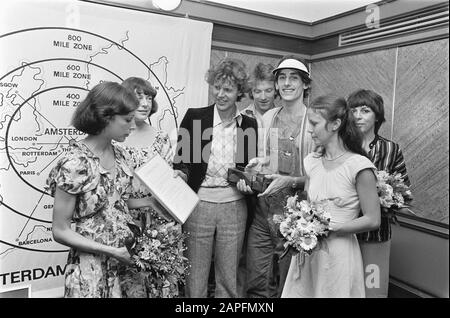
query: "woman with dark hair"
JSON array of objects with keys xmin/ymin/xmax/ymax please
[
  {"xmin": 281, "ymin": 94, "xmax": 380, "ymax": 298},
  {"xmin": 120, "ymin": 77, "xmax": 186, "ymax": 297},
  {"xmin": 121, "ymin": 77, "xmax": 162, "ymax": 146},
  {"xmin": 46, "ymin": 81, "xmax": 155, "ymax": 298},
  {"xmin": 120, "ymin": 77, "xmax": 185, "ymax": 225},
  {"xmin": 348, "ymin": 89, "xmax": 411, "ymax": 298}
]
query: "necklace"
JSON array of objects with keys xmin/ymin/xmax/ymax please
[
  {"xmin": 82, "ymin": 142, "xmax": 116, "ymax": 171},
  {"xmin": 323, "ymin": 151, "xmax": 347, "ymax": 161}
]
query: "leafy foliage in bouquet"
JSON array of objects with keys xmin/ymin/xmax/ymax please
[
  {"xmin": 125, "ymin": 220, "xmax": 189, "ymax": 298},
  {"xmin": 273, "ymin": 194, "xmax": 331, "ymax": 258},
  {"xmin": 375, "ymin": 170, "xmax": 413, "ymax": 213}
]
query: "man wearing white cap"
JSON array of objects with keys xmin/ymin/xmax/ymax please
[{"xmin": 237, "ymin": 55, "xmax": 314, "ymax": 298}]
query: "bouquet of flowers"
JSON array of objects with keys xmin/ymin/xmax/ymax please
[
  {"xmin": 375, "ymin": 170, "xmax": 413, "ymax": 217},
  {"xmin": 273, "ymin": 194, "xmax": 331, "ymax": 259},
  {"xmin": 125, "ymin": 219, "xmax": 190, "ymax": 298}
]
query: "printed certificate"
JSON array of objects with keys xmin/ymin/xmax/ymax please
[{"xmin": 134, "ymin": 154, "xmax": 199, "ymax": 224}]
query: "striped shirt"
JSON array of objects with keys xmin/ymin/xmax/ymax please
[{"xmin": 357, "ymin": 135, "xmax": 410, "ymax": 242}]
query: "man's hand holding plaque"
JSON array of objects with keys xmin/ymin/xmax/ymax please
[{"xmin": 228, "ymin": 157, "xmax": 273, "ymax": 194}]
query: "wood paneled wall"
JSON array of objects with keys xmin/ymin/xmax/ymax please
[
  {"xmin": 310, "ymin": 39, "xmax": 449, "ymax": 224},
  {"xmin": 394, "ymin": 39, "xmax": 449, "ymax": 224},
  {"xmin": 207, "ymin": 40, "xmax": 449, "ymax": 224},
  {"xmin": 310, "ymin": 49, "xmax": 397, "ymax": 139}
]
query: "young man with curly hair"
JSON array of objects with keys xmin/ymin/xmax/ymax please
[{"xmin": 174, "ymin": 58, "xmax": 258, "ymax": 298}]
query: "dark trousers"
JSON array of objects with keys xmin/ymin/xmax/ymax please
[{"xmin": 246, "ymin": 189, "xmax": 293, "ymax": 298}]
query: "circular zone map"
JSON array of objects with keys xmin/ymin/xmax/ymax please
[{"xmin": 0, "ymin": 27, "xmax": 183, "ymax": 254}]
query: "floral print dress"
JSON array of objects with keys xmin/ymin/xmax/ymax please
[
  {"xmin": 46, "ymin": 141, "xmax": 147, "ymax": 298},
  {"xmin": 125, "ymin": 130, "xmax": 174, "ymax": 226},
  {"xmin": 124, "ymin": 130, "xmax": 186, "ymax": 297}
]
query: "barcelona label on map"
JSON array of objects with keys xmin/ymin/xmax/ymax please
[
  {"xmin": 0, "ymin": 27, "xmax": 184, "ymax": 289},
  {"xmin": 0, "ymin": 0, "xmax": 211, "ymax": 296}
]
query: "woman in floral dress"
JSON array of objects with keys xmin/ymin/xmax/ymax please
[
  {"xmin": 120, "ymin": 77, "xmax": 187, "ymax": 225},
  {"xmin": 120, "ymin": 77, "xmax": 187, "ymax": 297},
  {"xmin": 46, "ymin": 82, "xmax": 154, "ymax": 298}
]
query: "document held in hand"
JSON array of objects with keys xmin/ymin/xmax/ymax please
[{"xmin": 134, "ymin": 154, "xmax": 199, "ymax": 224}]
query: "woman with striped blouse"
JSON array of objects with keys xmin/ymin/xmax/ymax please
[{"xmin": 348, "ymin": 89, "xmax": 411, "ymax": 298}]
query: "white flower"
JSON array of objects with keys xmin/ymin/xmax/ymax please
[
  {"xmin": 310, "ymin": 219, "xmax": 327, "ymax": 234},
  {"xmin": 379, "ymin": 183, "xmax": 394, "ymax": 196},
  {"xmin": 320, "ymin": 211, "xmax": 332, "ymax": 224},
  {"xmin": 313, "ymin": 201, "xmax": 327, "ymax": 214},
  {"xmin": 299, "ymin": 235, "xmax": 318, "ymax": 251},
  {"xmin": 277, "ymin": 198, "xmax": 330, "ymax": 255},
  {"xmin": 375, "ymin": 170, "xmax": 412, "ymax": 210},
  {"xmin": 139, "ymin": 249, "xmax": 151, "ymax": 260},
  {"xmin": 376, "ymin": 170, "xmax": 390, "ymax": 182},
  {"xmin": 279, "ymin": 221, "xmax": 292, "ymax": 237},
  {"xmin": 295, "ymin": 218, "xmax": 312, "ymax": 234},
  {"xmin": 298, "ymin": 200, "xmax": 311, "ymax": 213},
  {"xmin": 149, "ymin": 252, "xmax": 157, "ymax": 261},
  {"xmin": 273, "ymin": 214, "xmax": 284, "ymax": 224},
  {"xmin": 152, "ymin": 239, "xmax": 162, "ymax": 248},
  {"xmin": 393, "ymin": 192, "xmax": 404, "ymax": 206},
  {"xmin": 286, "ymin": 195, "xmax": 298, "ymax": 210},
  {"xmin": 380, "ymin": 196, "xmax": 394, "ymax": 208}
]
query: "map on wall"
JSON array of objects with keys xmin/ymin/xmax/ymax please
[{"xmin": 0, "ymin": 0, "xmax": 212, "ymax": 296}]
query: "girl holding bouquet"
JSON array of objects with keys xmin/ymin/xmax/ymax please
[
  {"xmin": 120, "ymin": 77, "xmax": 186, "ymax": 226},
  {"xmin": 281, "ymin": 94, "xmax": 380, "ymax": 298},
  {"xmin": 46, "ymin": 82, "xmax": 156, "ymax": 297},
  {"xmin": 119, "ymin": 77, "xmax": 187, "ymax": 297},
  {"xmin": 348, "ymin": 89, "xmax": 411, "ymax": 298}
]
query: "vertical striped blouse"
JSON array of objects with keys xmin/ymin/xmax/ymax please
[{"xmin": 357, "ymin": 135, "xmax": 410, "ymax": 242}]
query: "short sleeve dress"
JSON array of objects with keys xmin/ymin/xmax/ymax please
[
  {"xmin": 124, "ymin": 131, "xmax": 185, "ymax": 298},
  {"xmin": 46, "ymin": 141, "xmax": 147, "ymax": 298},
  {"xmin": 124, "ymin": 130, "xmax": 174, "ymax": 225},
  {"xmin": 281, "ymin": 153, "xmax": 376, "ymax": 298}
]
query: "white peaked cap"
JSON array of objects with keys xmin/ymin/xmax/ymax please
[{"xmin": 272, "ymin": 58, "xmax": 310, "ymax": 76}]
